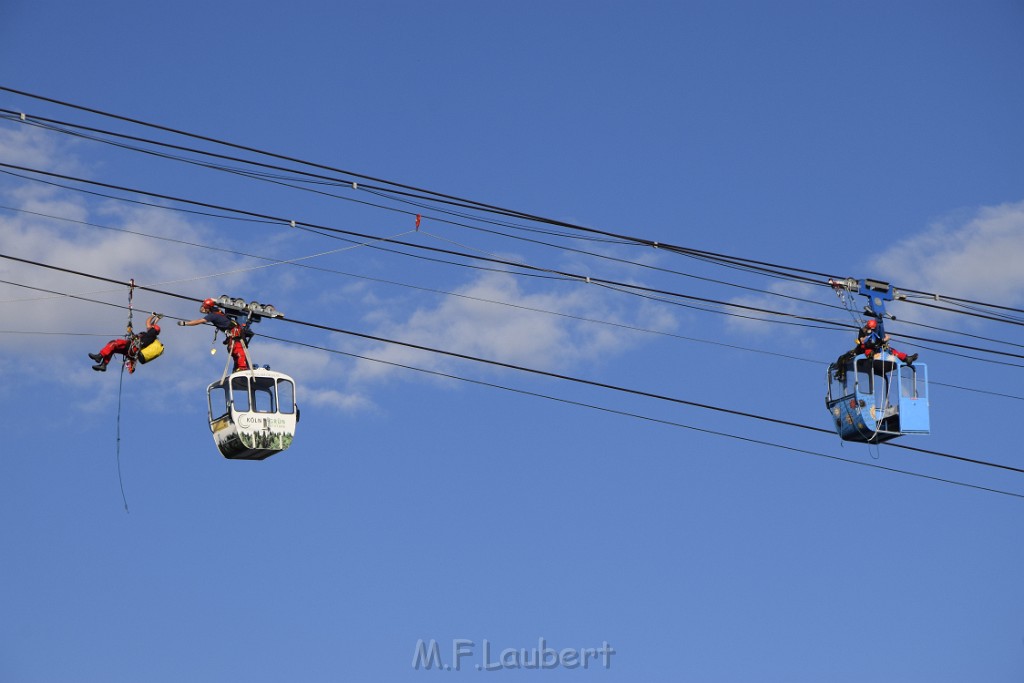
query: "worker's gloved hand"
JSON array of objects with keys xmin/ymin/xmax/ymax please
[{"xmin": 177, "ymin": 320, "xmax": 186, "ymax": 326}]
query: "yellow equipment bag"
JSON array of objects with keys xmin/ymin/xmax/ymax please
[{"xmin": 138, "ymin": 339, "xmax": 164, "ymax": 364}]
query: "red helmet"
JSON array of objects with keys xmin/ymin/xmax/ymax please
[
  {"xmin": 865, "ymin": 319, "xmax": 877, "ymax": 329},
  {"xmin": 151, "ymin": 324, "xmax": 161, "ymax": 333},
  {"xmin": 201, "ymin": 298, "xmax": 216, "ymax": 310}
]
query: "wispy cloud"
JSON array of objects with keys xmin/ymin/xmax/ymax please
[
  {"xmin": 723, "ymin": 280, "xmax": 832, "ymax": 340},
  {"xmin": 719, "ymin": 200, "xmax": 1024, "ymax": 345},
  {"xmin": 0, "ymin": 125, "xmax": 87, "ymax": 175},
  {"xmin": 0, "ymin": 127, "xmax": 260, "ymax": 394},
  {"xmin": 874, "ymin": 200, "xmax": 1024, "ymax": 305},
  {"xmin": 349, "ymin": 269, "xmax": 675, "ymax": 383},
  {"xmin": 0, "ymin": 125, "xmax": 680, "ymax": 415}
]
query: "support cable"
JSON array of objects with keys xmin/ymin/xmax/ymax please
[{"xmin": 1, "ymin": 252, "xmax": 1021, "ymax": 477}]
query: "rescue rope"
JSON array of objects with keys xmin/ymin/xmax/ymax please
[
  {"xmin": 137, "ymin": 228, "xmax": 419, "ymax": 290},
  {"xmin": 418, "ymin": 228, "xmax": 577, "ymax": 282},
  {"xmin": 122, "ymin": 279, "xmax": 139, "ymax": 373},
  {"xmin": 849, "ymin": 353, "xmax": 897, "ymax": 445},
  {"xmin": 834, "ymin": 286, "xmax": 865, "ymax": 328},
  {"xmin": 126, "ymin": 278, "xmax": 135, "ymax": 335},
  {"xmin": 114, "ymin": 359, "xmax": 130, "ymax": 513},
  {"xmin": 110, "ymin": 279, "xmax": 136, "ymax": 512},
  {"xmin": 219, "ymin": 343, "xmax": 233, "ymax": 384}
]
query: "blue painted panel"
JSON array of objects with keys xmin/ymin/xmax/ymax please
[
  {"xmin": 826, "ymin": 354, "xmax": 929, "ymax": 443},
  {"xmin": 827, "ymin": 393, "xmax": 898, "ymax": 444},
  {"xmin": 897, "ymin": 362, "xmax": 930, "ymax": 434}
]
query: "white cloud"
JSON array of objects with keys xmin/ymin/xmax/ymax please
[
  {"xmin": 720, "ymin": 199, "xmax": 1024, "ymax": 343},
  {"xmin": 349, "ymin": 270, "xmax": 672, "ymax": 382},
  {"xmin": 0, "ymin": 125, "xmax": 87, "ymax": 176},
  {"xmin": 303, "ymin": 388, "xmax": 376, "ymax": 412},
  {"xmin": 0, "ymin": 127, "xmax": 266, "ymax": 399},
  {"xmin": 874, "ymin": 200, "xmax": 1024, "ymax": 305},
  {"xmin": 724, "ymin": 280, "xmax": 828, "ymax": 341},
  {"xmin": 0, "ymin": 125, "xmax": 680, "ymax": 417},
  {"xmin": 0, "ymin": 198, "xmax": 245, "ymax": 353}
]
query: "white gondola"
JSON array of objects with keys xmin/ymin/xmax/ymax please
[{"xmin": 207, "ymin": 368, "xmax": 298, "ymax": 460}]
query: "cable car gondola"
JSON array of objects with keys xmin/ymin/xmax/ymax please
[
  {"xmin": 825, "ymin": 277, "xmax": 929, "ymax": 444},
  {"xmin": 826, "ymin": 352, "xmax": 929, "ymax": 444},
  {"xmin": 207, "ymin": 367, "xmax": 298, "ymax": 460}
]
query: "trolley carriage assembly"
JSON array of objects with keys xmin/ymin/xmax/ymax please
[{"xmin": 204, "ymin": 294, "xmax": 298, "ymax": 460}]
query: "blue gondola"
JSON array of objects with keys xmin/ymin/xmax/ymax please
[
  {"xmin": 825, "ymin": 277, "xmax": 930, "ymax": 443},
  {"xmin": 826, "ymin": 352, "xmax": 929, "ymax": 444},
  {"xmin": 207, "ymin": 368, "xmax": 298, "ymax": 460}
]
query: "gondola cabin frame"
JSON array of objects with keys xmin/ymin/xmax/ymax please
[
  {"xmin": 207, "ymin": 368, "xmax": 298, "ymax": 460},
  {"xmin": 826, "ymin": 352, "xmax": 929, "ymax": 444}
]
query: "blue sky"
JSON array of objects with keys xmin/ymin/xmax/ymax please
[{"xmin": 2, "ymin": 2, "xmax": 1024, "ymax": 681}]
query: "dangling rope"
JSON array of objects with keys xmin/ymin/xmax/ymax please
[
  {"xmin": 219, "ymin": 338, "xmax": 233, "ymax": 384},
  {"xmin": 115, "ymin": 342, "xmax": 130, "ymax": 513},
  {"xmin": 112, "ymin": 279, "xmax": 135, "ymax": 513},
  {"xmin": 865, "ymin": 371, "xmax": 888, "ymax": 452},
  {"xmin": 834, "ymin": 286, "xmax": 865, "ymax": 328},
  {"xmin": 850, "ymin": 353, "xmax": 897, "ymax": 447}
]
